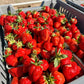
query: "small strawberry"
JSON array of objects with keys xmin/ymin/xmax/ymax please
[
  {"xmin": 79, "ymin": 43, "xmax": 84, "ymax": 51},
  {"xmin": 27, "ymin": 18, "xmax": 34, "ymax": 25},
  {"xmin": 6, "ymin": 55, "xmax": 18, "ymax": 66},
  {"xmin": 28, "ymin": 24, "xmax": 35, "ymax": 32},
  {"xmin": 46, "ymin": 17, "xmax": 53, "ymax": 26},
  {"xmin": 5, "ymin": 47, "xmax": 12, "ymax": 56},
  {"xmin": 79, "ymin": 34, "xmax": 84, "ymax": 43},
  {"xmin": 64, "ymin": 30, "xmax": 72, "ymax": 38},
  {"xmin": 42, "ymin": 6, "xmax": 50, "ymax": 12},
  {"xmin": 32, "ymin": 10, "xmax": 39, "ymax": 18},
  {"xmin": 64, "ymin": 36, "xmax": 71, "ymax": 45},
  {"xmin": 73, "ymin": 32, "xmax": 80, "ymax": 40},
  {"xmin": 11, "ymin": 77, "xmax": 18, "ymax": 84},
  {"xmin": 70, "ymin": 18, "xmax": 77, "ymax": 24},
  {"xmin": 41, "ymin": 12, "xmax": 50, "ymax": 19},
  {"xmin": 49, "ymin": 9, "xmax": 57, "ymax": 17},
  {"xmin": 8, "ymin": 66, "xmax": 24, "ymax": 77},
  {"xmin": 26, "ymin": 11, "xmax": 32, "ymax": 18},
  {"xmin": 76, "ymin": 49, "xmax": 84, "ymax": 59},
  {"xmin": 19, "ymin": 77, "xmax": 32, "ymax": 84},
  {"xmin": 54, "ymin": 22, "xmax": 61, "ymax": 29},
  {"xmin": 37, "ymin": 17, "xmax": 45, "ymax": 24}
]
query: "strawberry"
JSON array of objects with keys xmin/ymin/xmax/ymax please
[
  {"xmin": 19, "ymin": 77, "xmax": 32, "ymax": 84},
  {"xmin": 48, "ymin": 71, "xmax": 65, "ymax": 84},
  {"xmin": 28, "ymin": 64, "xmax": 43, "ymax": 82},
  {"xmin": 11, "ymin": 77, "xmax": 18, "ymax": 84},
  {"xmin": 12, "ymin": 40, "xmax": 23, "ymax": 51},
  {"xmin": 4, "ymin": 23, "xmax": 13, "ymax": 33},
  {"xmin": 65, "ymin": 22, "xmax": 71, "ymax": 28},
  {"xmin": 49, "ymin": 9, "xmax": 57, "ymax": 17},
  {"xmin": 73, "ymin": 32, "xmax": 80, "ymax": 40},
  {"xmin": 42, "ymin": 6, "xmax": 50, "ymax": 12},
  {"xmin": 49, "ymin": 62, "xmax": 60, "ymax": 72},
  {"xmin": 41, "ymin": 12, "xmax": 50, "ymax": 19},
  {"xmin": 28, "ymin": 24, "xmax": 35, "ymax": 32},
  {"xmin": 5, "ymin": 47, "xmax": 12, "ymax": 56},
  {"xmin": 6, "ymin": 55, "xmax": 18, "ymax": 66},
  {"xmin": 8, "ymin": 66, "xmax": 24, "ymax": 77},
  {"xmin": 57, "ymin": 43, "xmax": 63, "ymax": 50},
  {"xmin": 62, "ymin": 62, "xmax": 81, "ymax": 82},
  {"xmin": 79, "ymin": 34, "xmax": 84, "ymax": 43},
  {"xmin": 70, "ymin": 18, "xmax": 77, "ymax": 24},
  {"xmin": 54, "ymin": 22, "xmax": 61, "ymax": 29},
  {"xmin": 43, "ymin": 41, "xmax": 52, "ymax": 51},
  {"xmin": 19, "ymin": 19, "xmax": 27, "ymax": 27},
  {"xmin": 41, "ymin": 59, "xmax": 49, "ymax": 71},
  {"xmin": 41, "ymin": 49, "xmax": 50, "ymax": 60},
  {"xmin": 21, "ymin": 30, "xmax": 32, "ymax": 44},
  {"xmin": 76, "ymin": 49, "xmax": 84, "ymax": 59},
  {"xmin": 37, "ymin": 17, "xmax": 45, "ymax": 24},
  {"xmin": 26, "ymin": 11, "xmax": 32, "ymax": 18},
  {"xmin": 26, "ymin": 39, "xmax": 37, "ymax": 49},
  {"xmin": 46, "ymin": 17, "xmax": 53, "ymax": 26},
  {"xmin": 51, "ymin": 33, "xmax": 59, "ymax": 46},
  {"xmin": 59, "ymin": 36, "xmax": 64, "ymax": 44},
  {"xmin": 79, "ymin": 43, "xmax": 84, "ymax": 51},
  {"xmin": 40, "ymin": 29, "xmax": 50, "ymax": 42},
  {"xmin": 18, "ymin": 11, "xmax": 26, "ymax": 19},
  {"xmin": 64, "ymin": 36, "xmax": 71, "ymax": 45},
  {"xmin": 27, "ymin": 18, "xmax": 34, "ymax": 25},
  {"xmin": 52, "ymin": 15, "xmax": 57, "ymax": 22},
  {"xmin": 70, "ymin": 43, "xmax": 78, "ymax": 52},
  {"xmin": 0, "ymin": 15, "xmax": 6, "ymax": 26},
  {"xmin": 32, "ymin": 10, "xmax": 39, "ymax": 18},
  {"xmin": 64, "ymin": 30, "xmax": 72, "ymax": 38},
  {"xmin": 70, "ymin": 38, "xmax": 77, "ymax": 45}
]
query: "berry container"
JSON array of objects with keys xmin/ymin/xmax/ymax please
[{"xmin": 0, "ymin": 0, "xmax": 84, "ymax": 84}]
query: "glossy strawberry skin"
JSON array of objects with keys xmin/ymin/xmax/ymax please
[
  {"xmin": 54, "ymin": 22, "xmax": 61, "ymax": 29},
  {"xmin": 11, "ymin": 77, "xmax": 18, "ymax": 84}
]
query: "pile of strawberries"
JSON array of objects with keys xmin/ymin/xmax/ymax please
[{"xmin": 0, "ymin": 6, "xmax": 83, "ymax": 84}]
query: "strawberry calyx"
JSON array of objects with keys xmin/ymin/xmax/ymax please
[
  {"xmin": 51, "ymin": 33, "xmax": 56, "ymax": 37},
  {"xmin": 65, "ymin": 36, "xmax": 70, "ymax": 39},
  {"xmin": 16, "ymin": 16, "xmax": 22, "ymax": 23},
  {"xmin": 27, "ymin": 42, "xmax": 33, "ymax": 49}
]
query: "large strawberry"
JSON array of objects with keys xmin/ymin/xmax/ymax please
[
  {"xmin": 8, "ymin": 66, "xmax": 24, "ymax": 77},
  {"xmin": 62, "ymin": 62, "xmax": 81, "ymax": 82},
  {"xmin": 6, "ymin": 55, "xmax": 18, "ymax": 66},
  {"xmin": 19, "ymin": 77, "xmax": 32, "ymax": 84}
]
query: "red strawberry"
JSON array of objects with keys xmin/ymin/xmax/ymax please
[
  {"xmin": 64, "ymin": 36, "xmax": 71, "ymax": 45},
  {"xmin": 28, "ymin": 64, "xmax": 43, "ymax": 82},
  {"xmin": 21, "ymin": 30, "xmax": 32, "ymax": 44},
  {"xmin": 54, "ymin": 22, "xmax": 61, "ymax": 29},
  {"xmin": 64, "ymin": 30, "xmax": 72, "ymax": 38},
  {"xmin": 73, "ymin": 32, "xmax": 80, "ymax": 40},
  {"xmin": 65, "ymin": 22, "xmax": 71, "ymax": 28},
  {"xmin": 35, "ymin": 75, "xmax": 48, "ymax": 84},
  {"xmin": 37, "ymin": 17, "xmax": 45, "ymax": 23},
  {"xmin": 27, "ymin": 18, "xmax": 34, "ymax": 25},
  {"xmin": 79, "ymin": 43, "xmax": 84, "ymax": 51},
  {"xmin": 41, "ymin": 49, "xmax": 50, "ymax": 60},
  {"xmin": 0, "ymin": 15, "xmax": 6, "ymax": 26},
  {"xmin": 19, "ymin": 77, "xmax": 32, "ymax": 84},
  {"xmin": 62, "ymin": 62, "xmax": 81, "ymax": 82},
  {"xmin": 76, "ymin": 49, "xmax": 84, "ymax": 59},
  {"xmin": 26, "ymin": 11, "xmax": 32, "ymax": 18},
  {"xmin": 70, "ymin": 18, "xmax": 77, "ymax": 24},
  {"xmin": 52, "ymin": 15, "xmax": 57, "ymax": 22},
  {"xmin": 6, "ymin": 55, "xmax": 18, "ymax": 66},
  {"xmin": 8, "ymin": 66, "xmax": 24, "ymax": 77},
  {"xmin": 26, "ymin": 39, "xmax": 37, "ymax": 49},
  {"xmin": 40, "ymin": 29, "xmax": 50, "ymax": 42},
  {"xmin": 51, "ymin": 34, "xmax": 59, "ymax": 46},
  {"xmin": 46, "ymin": 17, "xmax": 53, "ymax": 26},
  {"xmin": 49, "ymin": 9, "xmax": 57, "ymax": 17},
  {"xmin": 57, "ymin": 43, "xmax": 63, "ymax": 50},
  {"xmin": 59, "ymin": 36, "xmax": 64, "ymax": 44},
  {"xmin": 41, "ymin": 12, "xmax": 50, "ymax": 19},
  {"xmin": 49, "ymin": 62, "xmax": 60, "ymax": 72},
  {"xmin": 70, "ymin": 38, "xmax": 77, "ymax": 45},
  {"xmin": 32, "ymin": 11, "xmax": 39, "ymax": 18},
  {"xmin": 5, "ymin": 48, "xmax": 12, "ymax": 56},
  {"xmin": 18, "ymin": 11, "xmax": 26, "ymax": 19},
  {"xmin": 11, "ymin": 77, "xmax": 18, "ymax": 84},
  {"xmin": 41, "ymin": 59, "xmax": 49, "ymax": 71},
  {"xmin": 79, "ymin": 34, "xmax": 84, "ymax": 43},
  {"xmin": 42, "ymin": 6, "xmax": 50, "ymax": 12},
  {"xmin": 28, "ymin": 24, "xmax": 35, "ymax": 32},
  {"xmin": 43, "ymin": 41, "xmax": 52, "ymax": 51}
]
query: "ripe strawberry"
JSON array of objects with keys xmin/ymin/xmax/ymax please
[
  {"xmin": 26, "ymin": 39, "xmax": 37, "ymax": 49},
  {"xmin": 70, "ymin": 38, "xmax": 77, "ymax": 45},
  {"xmin": 79, "ymin": 34, "xmax": 84, "ymax": 43},
  {"xmin": 59, "ymin": 36, "xmax": 64, "ymax": 44},
  {"xmin": 51, "ymin": 34, "xmax": 59, "ymax": 46},
  {"xmin": 49, "ymin": 62, "xmax": 60, "ymax": 72},
  {"xmin": 70, "ymin": 43, "xmax": 78, "ymax": 52},
  {"xmin": 27, "ymin": 18, "xmax": 34, "ymax": 25},
  {"xmin": 41, "ymin": 12, "xmax": 50, "ymax": 19},
  {"xmin": 32, "ymin": 10, "xmax": 39, "ymax": 18},
  {"xmin": 43, "ymin": 41, "xmax": 52, "ymax": 51},
  {"xmin": 5, "ymin": 48, "xmax": 12, "ymax": 56},
  {"xmin": 65, "ymin": 22, "xmax": 71, "ymax": 28},
  {"xmin": 18, "ymin": 11, "xmax": 26, "ymax": 19},
  {"xmin": 46, "ymin": 17, "xmax": 53, "ymax": 26},
  {"xmin": 28, "ymin": 24, "xmax": 35, "ymax": 32},
  {"xmin": 28, "ymin": 64, "xmax": 43, "ymax": 82},
  {"xmin": 54, "ymin": 22, "xmax": 61, "ymax": 29},
  {"xmin": 11, "ymin": 77, "xmax": 18, "ymax": 84},
  {"xmin": 76, "ymin": 49, "xmax": 84, "ymax": 59},
  {"xmin": 41, "ymin": 59, "xmax": 49, "ymax": 71},
  {"xmin": 40, "ymin": 29, "xmax": 50, "ymax": 42},
  {"xmin": 42, "ymin": 6, "xmax": 50, "ymax": 12},
  {"xmin": 37, "ymin": 17, "xmax": 45, "ymax": 23},
  {"xmin": 41, "ymin": 49, "xmax": 50, "ymax": 60},
  {"xmin": 19, "ymin": 77, "xmax": 32, "ymax": 84},
  {"xmin": 35, "ymin": 75, "xmax": 48, "ymax": 84},
  {"xmin": 70, "ymin": 18, "xmax": 77, "ymax": 24},
  {"xmin": 52, "ymin": 15, "xmax": 57, "ymax": 22},
  {"xmin": 12, "ymin": 41, "xmax": 23, "ymax": 51},
  {"xmin": 8, "ymin": 66, "xmax": 24, "ymax": 77},
  {"xmin": 64, "ymin": 30, "xmax": 72, "ymax": 38},
  {"xmin": 57, "ymin": 43, "xmax": 63, "ymax": 50},
  {"xmin": 21, "ymin": 30, "xmax": 32, "ymax": 44},
  {"xmin": 19, "ymin": 19, "xmax": 27, "ymax": 27},
  {"xmin": 6, "ymin": 55, "xmax": 18, "ymax": 66},
  {"xmin": 64, "ymin": 36, "xmax": 71, "ymax": 45},
  {"xmin": 62, "ymin": 62, "xmax": 81, "ymax": 82},
  {"xmin": 49, "ymin": 9, "xmax": 57, "ymax": 17},
  {"xmin": 79, "ymin": 43, "xmax": 84, "ymax": 51},
  {"xmin": 61, "ymin": 49, "xmax": 72, "ymax": 59},
  {"xmin": 26, "ymin": 11, "xmax": 32, "ymax": 18},
  {"xmin": 4, "ymin": 24, "xmax": 13, "ymax": 33},
  {"xmin": 0, "ymin": 15, "xmax": 6, "ymax": 26}
]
